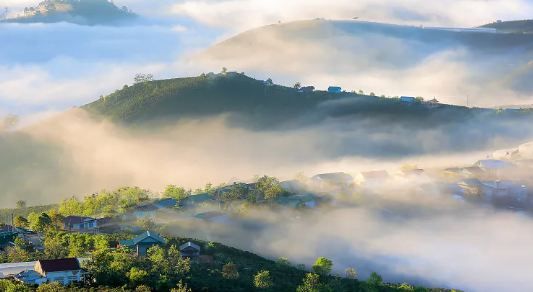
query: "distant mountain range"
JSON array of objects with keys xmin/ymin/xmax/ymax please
[{"xmin": 2, "ymin": 0, "xmax": 136, "ymax": 26}]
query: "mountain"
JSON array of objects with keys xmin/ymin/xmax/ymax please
[
  {"xmin": 198, "ymin": 19, "xmax": 533, "ymax": 107},
  {"xmin": 3, "ymin": 0, "xmax": 136, "ymax": 26},
  {"xmin": 480, "ymin": 20, "xmax": 533, "ymax": 34}
]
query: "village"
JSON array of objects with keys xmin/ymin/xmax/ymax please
[{"xmin": 0, "ymin": 140, "xmax": 531, "ymax": 288}]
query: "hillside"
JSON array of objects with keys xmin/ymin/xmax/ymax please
[
  {"xmin": 3, "ymin": 0, "xmax": 136, "ymax": 26},
  {"xmin": 84, "ymin": 72, "xmax": 533, "ymax": 127},
  {"xmin": 198, "ymin": 20, "xmax": 533, "ymax": 108},
  {"xmin": 480, "ymin": 20, "xmax": 533, "ymax": 34}
]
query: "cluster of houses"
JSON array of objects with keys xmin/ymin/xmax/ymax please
[
  {"xmin": 1, "ymin": 230, "xmax": 203, "ymax": 287},
  {"xmin": 277, "ymin": 158, "xmax": 532, "ymax": 210}
]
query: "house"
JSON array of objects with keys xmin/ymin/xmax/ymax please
[
  {"xmin": 14, "ymin": 270, "xmax": 47, "ymax": 285},
  {"xmin": 0, "ymin": 261, "xmax": 36, "ymax": 279},
  {"xmin": 400, "ymin": 96, "xmax": 417, "ymax": 103},
  {"xmin": 328, "ymin": 86, "xmax": 342, "ymax": 94},
  {"xmin": 63, "ymin": 216, "xmax": 98, "ymax": 232},
  {"xmin": 119, "ymin": 231, "xmax": 167, "ymax": 256},
  {"xmin": 179, "ymin": 242, "xmax": 201, "ymax": 258},
  {"xmin": 33, "ymin": 258, "xmax": 84, "ymax": 286}
]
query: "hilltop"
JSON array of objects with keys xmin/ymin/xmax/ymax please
[
  {"xmin": 2, "ymin": 0, "xmax": 136, "ymax": 26},
  {"xmin": 83, "ymin": 71, "xmax": 533, "ymax": 127},
  {"xmin": 480, "ymin": 19, "xmax": 533, "ymax": 34}
]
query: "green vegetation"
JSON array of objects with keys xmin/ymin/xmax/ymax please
[
  {"xmin": 0, "ymin": 184, "xmax": 454, "ymax": 291},
  {"xmin": 83, "ymin": 72, "xmax": 533, "ymax": 135},
  {"xmin": 163, "ymin": 185, "xmax": 191, "ymax": 201},
  {"xmin": 57, "ymin": 187, "xmax": 149, "ymax": 217},
  {"xmin": 0, "ymin": 228, "xmax": 447, "ymax": 291},
  {"xmin": 0, "ymin": 204, "xmax": 57, "ymax": 225}
]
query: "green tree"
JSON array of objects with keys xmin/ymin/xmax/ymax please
[
  {"xmin": 254, "ymin": 270, "xmax": 273, "ymax": 289},
  {"xmin": 256, "ymin": 176, "xmax": 284, "ymax": 201},
  {"xmin": 6, "ymin": 237, "xmax": 33, "ymax": 262},
  {"xmin": 16, "ymin": 200, "xmax": 26, "ymax": 209},
  {"xmin": 398, "ymin": 283, "xmax": 415, "ymax": 291},
  {"xmin": 28, "ymin": 213, "xmax": 52, "ymax": 232},
  {"xmin": 37, "ymin": 282, "xmax": 65, "ymax": 292},
  {"xmin": 222, "ymin": 262, "xmax": 239, "ymax": 279},
  {"xmin": 0, "ymin": 279, "xmax": 30, "ymax": 292},
  {"xmin": 164, "ymin": 185, "xmax": 190, "ymax": 200},
  {"xmin": 13, "ymin": 216, "xmax": 29, "ymax": 228},
  {"xmin": 135, "ymin": 285, "xmax": 152, "ymax": 292},
  {"xmin": 43, "ymin": 234, "xmax": 69, "ymax": 259},
  {"xmin": 367, "ymin": 272, "xmax": 383, "ymax": 287},
  {"xmin": 296, "ymin": 273, "xmax": 321, "ymax": 292},
  {"xmin": 128, "ymin": 267, "xmax": 149, "ymax": 286},
  {"xmin": 220, "ymin": 183, "xmax": 247, "ymax": 203},
  {"xmin": 167, "ymin": 244, "xmax": 191, "ymax": 276},
  {"xmin": 171, "ymin": 281, "xmax": 192, "ymax": 292},
  {"xmin": 312, "ymin": 257, "xmax": 333, "ymax": 275}
]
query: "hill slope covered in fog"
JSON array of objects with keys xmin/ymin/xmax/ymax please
[{"xmin": 198, "ymin": 19, "xmax": 533, "ymax": 107}]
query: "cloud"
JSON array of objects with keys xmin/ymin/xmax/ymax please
[
  {"xmin": 172, "ymin": 0, "xmax": 533, "ymax": 32},
  {"xmin": 0, "ymin": 21, "xmax": 215, "ymax": 114},
  {"xmin": 158, "ymin": 174, "xmax": 533, "ymax": 292}
]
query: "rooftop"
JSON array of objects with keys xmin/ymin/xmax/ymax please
[{"xmin": 37, "ymin": 258, "xmax": 80, "ymax": 273}]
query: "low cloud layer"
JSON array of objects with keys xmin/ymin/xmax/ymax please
[
  {"xmin": 158, "ymin": 177, "xmax": 533, "ymax": 292},
  {"xmin": 1, "ymin": 108, "xmax": 531, "ymax": 206}
]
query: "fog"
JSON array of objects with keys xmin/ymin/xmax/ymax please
[
  {"xmin": 1, "ymin": 107, "xmax": 532, "ymax": 204},
  {"xmin": 200, "ymin": 20, "xmax": 533, "ymax": 107},
  {"xmin": 156, "ymin": 173, "xmax": 533, "ymax": 292}
]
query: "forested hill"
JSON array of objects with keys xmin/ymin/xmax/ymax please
[
  {"xmin": 83, "ymin": 72, "xmax": 533, "ymax": 131},
  {"xmin": 3, "ymin": 0, "xmax": 136, "ymax": 26},
  {"xmin": 480, "ymin": 20, "xmax": 533, "ymax": 34}
]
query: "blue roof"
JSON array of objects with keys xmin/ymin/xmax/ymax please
[
  {"xmin": 328, "ymin": 86, "xmax": 342, "ymax": 93},
  {"xmin": 119, "ymin": 231, "xmax": 166, "ymax": 247}
]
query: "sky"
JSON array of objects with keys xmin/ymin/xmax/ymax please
[{"xmin": 0, "ymin": 0, "xmax": 532, "ymax": 115}]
